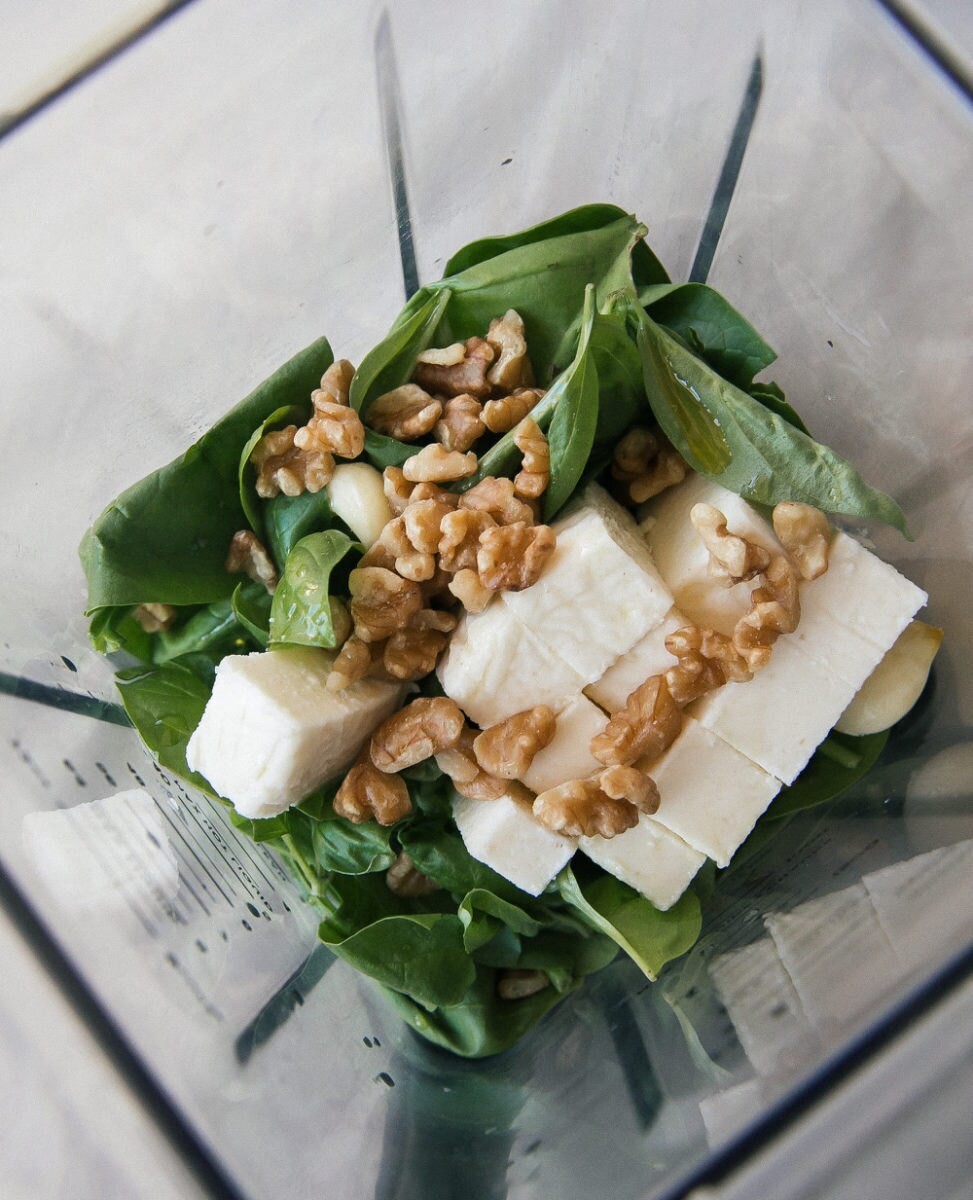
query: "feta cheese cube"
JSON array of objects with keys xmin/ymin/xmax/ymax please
[
  {"xmin": 186, "ymin": 647, "xmax": 403, "ymax": 819},
  {"xmin": 641, "ymin": 474, "xmax": 784, "ymax": 636},
  {"xmin": 649, "ymin": 717, "xmax": 781, "ymax": 867},
  {"xmin": 585, "ymin": 607, "xmax": 687, "ymax": 713},
  {"xmin": 502, "ymin": 484, "xmax": 673, "ymax": 683},
  {"xmin": 521, "ymin": 693, "xmax": 606, "ymax": 794},
  {"xmin": 437, "ymin": 601, "xmax": 585, "ymax": 728},
  {"xmin": 452, "ymin": 790, "xmax": 576, "ymax": 896},
  {"xmin": 580, "ymin": 816, "xmax": 705, "ymax": 911}
]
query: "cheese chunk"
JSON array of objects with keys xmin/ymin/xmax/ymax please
[
  {"xmin": 580, "ymin": 816, "xmax": 705, "ymax": 911},
  {"xmin": 437, "ymin": 600, "xmax": 584, "ymax": 728},
  {"xmin": 521, "ymin": 694, "xmax": 605, "ymax": 794},
  {"xmin": 649, "ymin": 717, "xmax": 780, "ymax": 867},
  {"xmin": 585, "ymin": 607, "xmax": 686, "ymax": 713},
  {"xmin": 452, "ymin": 790, "xmax": 576, "ymax": 896},
  {"xmin": 186, "ymin": 647, "xmax": 403, "ymax": 819},
  {"xmin": 641, "ymin": 474, "xmax": 784, "ymax": 636},
  {"xmin": 502, "ymin": 484, "xmax": 673, "ymax": 683}
]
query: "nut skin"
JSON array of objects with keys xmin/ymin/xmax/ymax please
[
  {"xmin": 472, "ymin": 706, "xmax": 556, "ymax": 780},
  {"xmin": 496, "ymin": 969, "xmax": 549, "ymax": 1000},
  {"xmin": 772, "ymin": 501, "xmax": 831, "ymax": 580},
  {"xmin": 334, "ymin": 756, "xmax": 412, "ymax": 826},
  {"xmin": 326, "ymin": 634, "xmax": 375, "ymax": 692},
  {"xmin": 369, "ymin": 697, "xmax": 466, "ymax": 773},
  {"xmin": 611, "ymin": 428, "xmax": 687, "ymax": 505},
  {"xmin": 251, "ymin": 425, "xmax": 335, "ymax": 498},
  {"xmin": 132, "ymin": 602, "xmax": 177, "ymax": 633},
  {"xmin": 533, "ymin": 778, "xmax": 639, "ymax": 838},
  {"xmin": 447, "ymin": 568, "xmax": 493, "ymax": 613},
  {"xmin": 383, "ymin": 626, "xmax": 450, "ymax": 680}
]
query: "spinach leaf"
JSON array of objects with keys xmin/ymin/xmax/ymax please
[
  {"xmin": 765, "ymin": 729, "xmax": 890, "ymax": 821},
  {"xmin": 558, "ymin": 865, "xmax": 701, "ymax": 980},
  {"xmin": 543, "ymin": 286, "xmax": 600, "ymax": 520},
  {"xmin": 268, "ymin": 530, "xmax": 360, "ymax": 648},
  {"xmin": 641, "ymin": 282, "xmax": 777, "ymax": 390},
  {"xmin": 237, "ymin": 403, "xmax": 307, "ymax": 534},
  {"xmin": 81, "ymin": 337, "xmax": 335, "ymax": 611},
  {"xmin": 749, "ymin": 381, "xmax": 810, "ymax": 434},
  {"xmin": 516, "ymin": 928, "xmax": 618, "ymax": 991},
  {"xmin": 152, "ymin": 598, "xmax": 247, "ymax": 665},
  {"xmin": 88, "ymin": 607, "xmax": 154, "ymax": 661},
  {"xmin": 457, "ymin": 888, "xmax": 543, "ymax": 954},
  {"xmin": 590, "ymin": 306, "xmax": 649, "ymax": 446},
  {"xmin": 350, "ymin": 288, "xmax": 453, "ymax": 415},
  {"xmin": 398, "ymin": 817, "xmax": 527, "ymax": 903},
  {"xmin": 264, "ymin": 488, "xmax": 335, "ymax": 569},
  {"xmin": 311, "ymin": 811, "xmax": 397, "ymax": 875},
  {"xmin": 114, "ymin": 659, "xmax": 213, "ymax": 789},
  {"xmin": 636, "ymin": 311, "xmax": 909, "ymax": 533},
  {"xmin": 362, "ymin": 427, "xmax": 424, "ymax": 472},
  {"xmin": 231, "ymin": 581, "xmax": 272, "ymax": 647}
]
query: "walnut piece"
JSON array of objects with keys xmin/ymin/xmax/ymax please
[
  {"xmin": 691, "ymin": 503, "xmax": 772, "ymax": 584},
  {"xmin": 386, "ymin": 851, "xmax": 440, "ymax": 896},
  {"xmin": 383, "ymin": 466, "xmax": 414, "ymax": 515},
  {"xmin": 434, "ymin": 394, "xmax": 485, "ymax": 452},
  {"xmin": 773, "ymin": 501, "xmax": 831, "ymax": 580},
  {"xmin": 591, "ymin": 674, "xmax": 683, "ymax": 767},
  {"xmin": 733, "ymin": 554, "xmax": 801, "ymax": 670},
  {"xmin": 459, "ymin": 476, "xmax": 536, "ymax": 526},
  {"xmin": 402, "ymin": 444, "xmax": 478, "ymax": 483},
  {"xmin": 477, "ymin": 522, "xmax": 556, "ymax": 592},
  {"xmin": 383, "ymin": 625, "xmax": 450, "ymax": 680},
  {"xmin": 225, "ymin": 530, "xmax": 279, "ymax": 594},
  {"xmin": 598, "ymin": 764, "xmax": 660, "ymax": 815},
  {"xmin": 370, "ymin": 697, "xmax": 465, "ymax": 773},
  {"xmin": 472, "ymin": 706, "xmax": 556, "ymax": 780},
  {"xmin": 377, "ymin": 515, "xmax": 436, "ymax": 582},
  {"xmin": 533, "ymin": 778, "xmax": 639, "ymax": 838},
  {"xmin": 335, "ymin": 754, "xmax": 412, "ymax": 825},
  {"xmin": 435, "ymin": 725, "xmax": 510, "ymax": 799},
  {"xmin": 513, "ymin": 417, "xmax": 550, "ymax": 500},
  {"xmin": 326, "ymin": 634, "xmax": 375, "ymax": 692},
  {"xmin": 497, "ymin": 969, "xmax": 549, "ymax": 1000},
  {"xmin": 611, "ymin": 428, "xmax": 688, "ymax": 505},
  {"xmin": 628, "ymin": 446, "xmax": 688, "ymax": 504},
  {"xmin": 663, "ymin": 625, "xmax": 730, "ymax": 705},
  {"xmin": 415, "ymin": 342, "xmax": 466, "ymax": 367},
  {"xmin": 132, "ymin": 602, "xmax": 177, "ymax": 633},
  {"xmin": 447, "ymin": 567, "xmax": 494, "ymax": 613},
  {"xmin": 611, "ymin": 427, "xmax": 659, "ymax": 480},
  {"xmin": 485, "ymin": 310, "xmax": 535, "ymax": 391},
  {"xmin": 438, "ymin": 508, "xmax": 496, "ymax": 573},
  {"xmin": 482, "ymin": 387, "xmax": 544, "ymax": 434},
  {"xmin": 294, "ymin": 374, "xmax": 365, "ymax": 460},
  {"xmin": 313, "ymin": 358, "xmax": 355, "ymax": 407},
  {"xmin": 349, "ymin": 566, "xmax": 423, "ymax": 642},
  {"xmin": 413, "ymin": 336, "xmax": 495, "ymax": 399},
  {"xmin": 404, "ymin": 498, "xmax": 452, "ymax": 554},
  {"xmin": 367, "ymin": 384, "xmax": 443, "ymax": 441},
  {"xmin": 251, "ymin": 425, "xmax": 334, "ymax": 498}
]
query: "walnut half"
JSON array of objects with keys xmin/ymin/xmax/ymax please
[
  {"xmin": 533, "ymin": 778, "xmax": 638, "ymax": 839},
  {"xmin": 369, "ymin": 697, "xmax": 465, "ymax": 773},
  {"xmin": 472, "ymin": 706, "xmax": 556, "ymax": 780},
  {"xmin": 334, "ymin": 754, "xmax": 412, "ymax": 826}
]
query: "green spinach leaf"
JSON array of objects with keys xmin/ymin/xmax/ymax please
[
  {"xmin": 264, "ymin": 488, "xmax": 335, "ymax": 569},
  {"xmin": 88, "ymin": 607, "xmax": 154, "ymax": 661},
  {"xmin": 152, "ymin": 598, "xmax": 247, "ymax": 664},
  {"xmin": 231, "ymin": 581, "xmax": 272, "ymax": 647},
  {"xmin": 457, "ymin": 888, "xmax": 543, "ymax": 954},
  {"xmin": 765, "ymin": 729, "xmax": 890, "ymax": 821},
  {"xmin": 114, "ymin": 660, "xmax": 213, "ymax": 789},
  {"xmin": 350, "ymin": 288, "xmax": 453, "ymax": 414},
  {"xmin": 311, "ymin": 811, "xmax": 397, "ymax": 875},
  {"xmin": 268, "ymin": 530, "xmax": 360, "ymax": 648},
  {"xmin": 237, "ymin": 403, "xmax": 307, "ymax": 534}
]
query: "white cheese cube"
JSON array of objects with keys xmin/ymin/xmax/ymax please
[
  {"xmin": 452, "ymin": 790, "xmax": 576, "ymax": 896},
  {"xmin": 436, "ymin": 600, "xmax": 584, "ymax": 728},
  {"xmin": 580, "ymin": 815, "xmax": 705, "ymax": 911},
  {"xmin": 585, "ymin": 607, "xmax": 687, "ymax": 713},
  {"xmin": 186, "ymin": 647, "xmax": 403, "ymax": 820},
  {"xmin": 501, "ymin": 484, "xmax": 673, "ymax": 684},
  {"xmin": 641, "ymin": 474, "xmax": 784, "ymax": 636},
  {"xmin": 800, "ymin": 531, "xmax": 927, "ymax": 651},
  {"xmin": 521, "ymin": 694, "xmax": 606, "ymax": 794},
  {"xmin": 649, "ymin": 717, "xmax": 781, "ymax": 867}
]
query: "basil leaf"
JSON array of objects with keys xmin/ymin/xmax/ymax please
[
  {"xmin": 81, "ymin": 337, "xmax": 334, "ymax": 611},
  {"xmin": 237, "ymin": 403, "xmax": 307, "ymax": 534},
  {"xmin": 642, "ymin": 281, "xmax": 777, "ymax": 389},
  {"xmin": 230, "ymin": 581, "xmax": 272, "ymax": 647},
  {"xmin": 350, "ymin": 288, "xmax": 453, "ymax": 414},
  {"xmin": 264, "ymin": 488, "xmax": 335, "ymax": 569},
  {"xmin": 114, "ymin": 660, "xmax": 213, "ymax": 789},
  {"xmin": 269, "ymin": 530, "xmax": 359, "ymax": 648},
  {"xmin": 557, "ymin": 865, "xmax": 701, "ymax": 980},
  {"xmin": 637, "ymin": 312, "xmax": 909, "ymax": 533},
  {"xmin": 543, "ymin": 286, "xmax": 600, "ymax": 519}
]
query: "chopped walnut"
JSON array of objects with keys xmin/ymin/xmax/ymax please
[
  {"xmin": 482, "ymin": 387, "xmax": 545, "ymax": 434},
  {"xmin": 382, "ymin": 466, "xmax": 414, "ymax": 515},
  {"xmin": 225, "ymin": 530, "xmax": 279, "ymax": 594},
  {"xmin": 447, "ymin": 567, "xmax": 494, "ymax": 613},
  {"xmin": 591, "ymin": 674, "xmax": 683, "ymax": 767},
  {"xmin": 404, "ymin": 498, "xmax": 453, "ymax": 554},
  {"xmin": 611, "ymin": 429, "xmax": 689, "ymax": 505},
  {"xmin": 435, "ymin": 725, "xmax": 510, "ymax": 799},
  {"xmin": 434, "ymin": 394, "xmax": 485, "ymax": 452},
  {"xmin": 413, "ymin": 336, "xmax": 495, "ymax": 399},
  {"xmin": 477, "ymin": 522, "xmax": 556, "ymax": 591},
  {"xmin": 334, "ymin": 753, "xmax": 412, "ymax": 825},
  {"xmin": 294, "ymin": 381, "xmax": 365, "ymax": 460},
  {"xmin": 612, "ymin": 427, "xmax": 659, "ymax": 480},
  {"xmin": 386, "ymin": 851, "xmax": 440, "ymax": 896},
  {"xmin": 408, "ymin": 481, "xmax": 459, "ymax": 508},
  {"xmin": 459, "ymin": 476, "xmax": 536, "ymax": 526},
  {"xmin": 383, "ymin": 625, "xmax": 450, "ymax": 680},
  {"xmin": 132, "ymin": 602, "xmax": 177, "ymax": 633},
  {"xmin": 627, "ymin": 446, "xmax": 688, "ymax": 503},
  {"xmin": 313, "ymin": 359, "xmax": 355, "ymax": 407},
  {"xmin": 472, "ymin": 706, "xmax": 557, "ymax": 780},
  {"xmin": 369, "ymin": 516, "xmax": 433, "ymax": 582},
  {"xmin": 438, "ymin": 508, "xmax": 496, "ymax": 573},
  {"xmin": 369, "ymin": 697, "xmax": 465, "ymax": 773},
  {"xmin": 349, "ymin": 566, "xmax": 424, "ymax": 642},
  {"xmin": 326, "ymin": 634, "xmax": 375, "ymax": 691},
  {"xmin": 415, "ymin": 342, "xmax": 466, "ymax": 367},
  {"xmin": 485, "ymin": 310, "xmax": 534, "ymax": 391},
  {"xmin": 533, "ymin": 778, "xmax": 638, "ymax": 838},
  {"xmin": 497, "ymin": 969, "xmax": 549, "ymax": 1000},
  {"xmin": 402, "ymin": 444, "xmax": 478, "ymax": 484},
  {"xmin": 513, "ymin": 418, "xmax": 550, "ymax": 500},
  {"xmin": 598, "ymin": 765, "xmax": 661, "ymax": 815},
  {"xmin": 691, "ymin": 503, "xmax": 772, "ymax": 584},
  {"xmin": 663, "ymin": 626, "xmax": 730, "ymax": 705},
  {"xmin": 773, "ymin": 501, "xmax": 831, "ymax": 581},
  {"xmin": 251, "ymin": 426, "xmax": 334, "ymax": 498},
  {"xmin": 733, "ymin": 554, "xmax": 801, "ymax": 670},
  {"xmin": 367, "ymin": 384, "xmax": 443, "ymax": 441}
]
